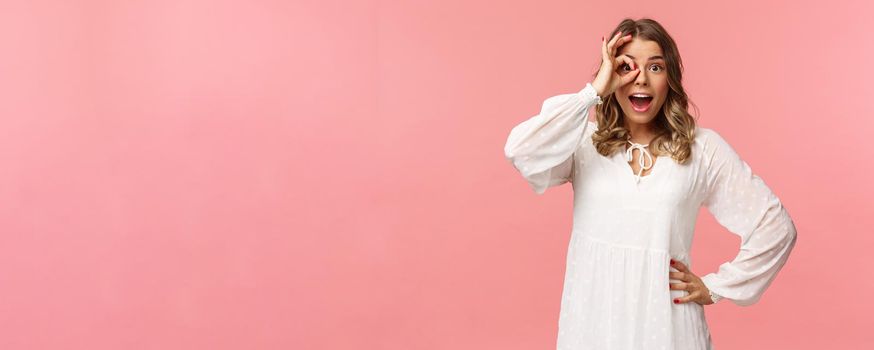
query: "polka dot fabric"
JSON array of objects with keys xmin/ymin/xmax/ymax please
[
  {"xmin": 503, "ymin": 82, "xmax": 798, "ymax": 349},
  {"xmin": 698, "ymin": 128, "xmax": 798, "ymax": 307}
]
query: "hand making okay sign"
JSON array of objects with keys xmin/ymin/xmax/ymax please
[
  {"xmin": 669, "ymin": 259, "xmax": 716, "ymax": 306},
  {"xmin": 591, "ymin": 31, "xmax": 640, "ymax": 99}
]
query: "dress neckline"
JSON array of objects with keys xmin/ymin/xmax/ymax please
[{"xmin": 622, "ymin": 140, "xmax": 662, "ymax": 183}]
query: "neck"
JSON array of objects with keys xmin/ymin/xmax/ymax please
[{"xmin": 624, "ymin": 120, "xmax": 656, "ymax": 144}]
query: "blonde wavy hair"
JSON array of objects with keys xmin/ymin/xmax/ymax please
[{"xmin": 589, "ymin": 18, "xmax": 700, "ymax": 164}]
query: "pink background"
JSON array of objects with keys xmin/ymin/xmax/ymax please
[{"xmin": 1, "ymin": 0, "xmax": 871, "ymax": 349}]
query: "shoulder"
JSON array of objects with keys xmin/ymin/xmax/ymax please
[
  {"xmin": 693, "ymin": 126, "xmax": 742, "ymax": 165},
  {"xmin": 694, "ymin": 126, "xmax": 734, "ymax": 153},
  {"xmin": 694, "ymin": 126, "xmax": 724, "ymax": 145}
]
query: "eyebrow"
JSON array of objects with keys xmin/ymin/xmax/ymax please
[{"xmin": 624, "ymin": 55, "xmax": 664, "ymax": 61}]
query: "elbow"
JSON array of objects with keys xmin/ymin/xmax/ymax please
[
  {"xmin": 731, "ymin": 295, "xmax": 762, "ymax": 307},
  {"xmin": 504, "ymin": 144, "xmax": 516, "ymax": 163},
  {"xmin": 503, "ymin": 145, "xmax": 524, "ymax": 174},
  {"xmin": 503, "ymin": 135, "xmax": 522, "ymax": 163},
  {"xmin": 530, "ymin": 181, "xmax": 548, "ymax": 195},
  {"xmin": 785, "ymin": 215, "xmax": 798, "ymax": 248},
  {"xmin": 503, "ymin": 123, "xmax": 527, "ymax": 163}
]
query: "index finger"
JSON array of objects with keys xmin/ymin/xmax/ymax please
[{"xmin": 670, "ymin": 259, "xmax": 689, "ymax": 272}]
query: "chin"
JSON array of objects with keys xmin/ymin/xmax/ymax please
[
  {"xmin": 623, "ymin": 113, "xmax": 658, "ymax": 124},
  {"xmin": 619, "ymin": 102, "xmax": 660, "ymax": 125}
]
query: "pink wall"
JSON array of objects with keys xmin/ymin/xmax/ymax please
[{"xmin": 0, "ymin": 0, "xmax": 871, "ymax": 349}]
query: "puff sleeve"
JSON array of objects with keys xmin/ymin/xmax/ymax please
[
  {"xmin": 503, "ymin": 82, "xmax": 603, "ymax": 194},
  {"xmin": 698, "ymin": 130, "xmax": 798, "ymax": 306}
]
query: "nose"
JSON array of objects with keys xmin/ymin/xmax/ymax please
[{"xmin": 634, "ymin": 65, "xmax": 648, "ymax": 85}]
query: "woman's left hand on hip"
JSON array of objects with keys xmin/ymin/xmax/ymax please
[{"xmin": 669, "ymin": 259, "xmax": 714, "ymax": 305}]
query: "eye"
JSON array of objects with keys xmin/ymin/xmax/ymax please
[{"xmin": 650, "ymin": 64, "xmax": 664, "ymax": 72}]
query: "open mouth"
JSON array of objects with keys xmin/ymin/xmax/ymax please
[{"xmin": 629, "ymin": 94, "xmax": 654, "ymax": 112}]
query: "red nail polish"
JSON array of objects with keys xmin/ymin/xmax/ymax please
[
  {"xmin": 673, "ymin": 299, "xmax": 679, "ymax": 304},
  {"xmin": 670, "ymin": 259, "xmax": 675, "ymax": 265}
]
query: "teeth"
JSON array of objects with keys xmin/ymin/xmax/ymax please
[{"xmin": 631, "ymin": 94, "xmax": 652, "ymax": 98}]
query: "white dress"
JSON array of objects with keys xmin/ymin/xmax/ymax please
[{"xmin": 503, "ymin": 82, "xmax": 798, "ymax": 350}]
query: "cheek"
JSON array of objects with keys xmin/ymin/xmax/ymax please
[
  {"xmin": 654, "ymin": 81, "xmax": 669, "ymax": 107},
  {"xmin": 656, "ymin": 78, "xmax": 670, "ymax": 95},
  {"xmin": 654, "ymin": 97, "xmax": 667, "ymax": 111},
  {"xmin": 617, "ymin": 94, "xmax": 628, "ymax": 104},
  {"xmin": 618, "ymin": 95, "xmax": 632, "ymax": 109}
]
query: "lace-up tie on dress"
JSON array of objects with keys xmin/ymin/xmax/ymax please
[{"xmin": 625, "ymin": 140, "xmax": 654, "ymax": 183}]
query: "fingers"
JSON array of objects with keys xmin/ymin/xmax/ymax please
[
  {"xmin": 669, "ymin": 259, "xmax": 707, "ymax": 305},
  {"xmin": 615, "ymin": 54, "xmax": 635, "ymax": 71},
  {"xmin": 599, "ymin": 31, "xmax": 635, "ymax": 93},
  {"xmin": 619, "ymin": 67, "xmax": 640, "ymax": 87},
  {"xmin": 670, "ymin": 259, "xmax": 688, "ymax": 272},
  {"xmin": 603, "ymin": 32, "xmax": 624, "ymax": 61},
  {"xmin": 607, "ymin": 31, "xmax": 623, "ymax": 50},
  {"xmin": 606, "ymin": 32, "xmax": 633, "ymax": 59},
  {"xmin": 668, "ymin": 271, "xmax": 691, "ymax": 282},
  {"xmin": 668, "ymin": 281, "xmax": 692, "ymax": 291},
  {"xmin": 602, "ymin": 35, "xmax": 608, "ymax": 61},
  {"xmin": 607, "ymin": 31, "xmax": 627, "ymax": 51},
  {"xmin": 673, "ymin": 291, "xmax": 702, "ymax": 304},
  {"xmin": 615, "ymin": 54, "xmax": 638, "ymax": 84}
]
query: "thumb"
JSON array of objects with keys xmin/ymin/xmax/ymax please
[{"xmin": 622, "ymin": 68, "xmax": 640, "ymax": 85}]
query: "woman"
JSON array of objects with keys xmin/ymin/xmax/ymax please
[{"xmin": 503, "ymin": 18, "xmax": 798, "ymax": 349}]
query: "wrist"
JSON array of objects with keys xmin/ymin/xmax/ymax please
[
  {"xmin": 591, "ymin": 82, "xmax": 607, "ymax": 99},
  {"xmin": 708, "ymin": 289, "xmax": 722, "ymax": 304}
]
